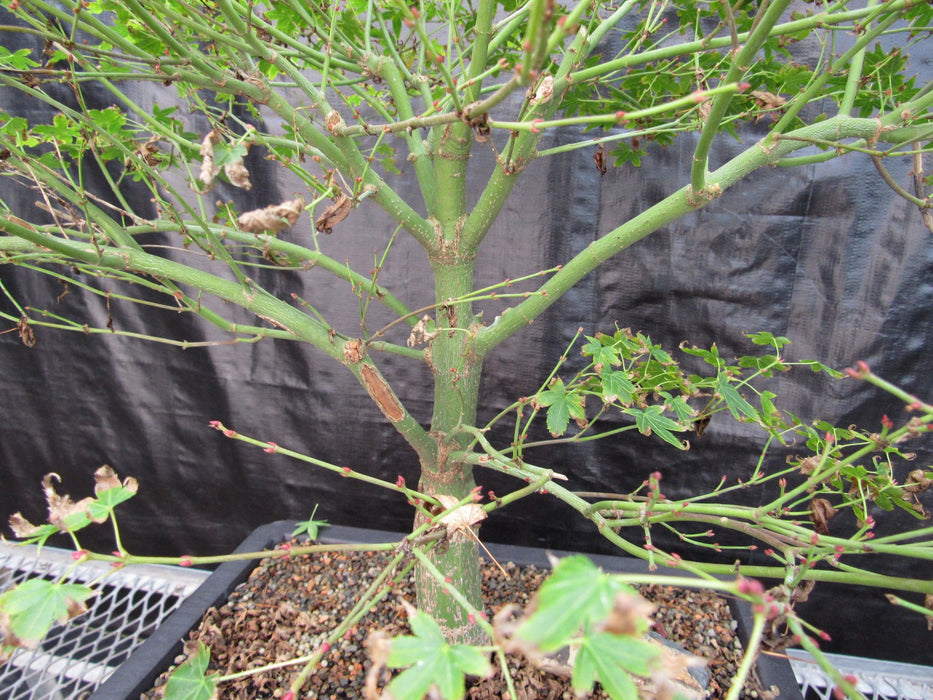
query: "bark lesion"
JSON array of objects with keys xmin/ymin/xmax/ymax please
[{"xmin": 361, "ymin": 364, "xmax": 405, "ymax": 423}]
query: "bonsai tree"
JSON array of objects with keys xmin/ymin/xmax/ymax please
[{"xmin": 1, "ymin": 0, "xmax": 932, "ymax": 697}]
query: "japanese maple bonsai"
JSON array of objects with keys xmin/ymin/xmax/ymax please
[{"xmin": 1, "ymin": 1, "xmax": 932, "ymax": 698}]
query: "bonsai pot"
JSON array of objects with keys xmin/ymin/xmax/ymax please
[{"xmin": 89, "ymin": 521, "xmax": 803, "ymax": 699}]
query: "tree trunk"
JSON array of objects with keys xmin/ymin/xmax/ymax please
[{"xmin": 414, "ymin": 244, "xmax": 488, "ymax": 643}]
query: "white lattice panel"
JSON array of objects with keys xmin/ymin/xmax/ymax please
[
  {"xmin": 0, "ymin": 543, "xmax": 207, "ymax": 700},
  {"xmin": 788, "ymin": 649, "xmax": 933, "ymax": 700}
]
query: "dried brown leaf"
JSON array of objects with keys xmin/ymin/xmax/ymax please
[
  {"xmin": 42, "ymin": 473, "xmax": 99, "ymax": 530},
  {"xmin": 750, "ymin": 90, "xmax": 786, "ymax": 110},
  {"xmin": 8, "ymin": 512, "xmax": 42, "ymax": 538},
  {"xmin": 314, "ymin": 193, "xmax": 352, "ymax": 234},
  {"xmin": 93, "ymin": 465, "xmax": 121, "ymax": 493},
  {"xmin": 65, "ymin": 595, "xmax": 89, "ymax": 622},
  {"xmin": 905, "ymin": 468, "xmax": 932, "ymax": 494},
  {"xmin": 791, "ymin": 579, "xmax": 816, "ymax": 603},
  {"xmin": 129, "ymin": 134, "xmax": 161, "ymax": 168},
  {"xmin": 643, "ymin": 635, "xmax": 707, "ymax": 699},
  {"xmin": 224, "ymin": 157, "xmax": 252, "ymax": 190},
  {"xmin": 593, "ymin": 143, "xmax": 607, "ymax": 175},
  {"xmin": 749, "ymin": 91, "xmax": 787, "ymax": 123},
  {"xmin": 599, "ymin": 591, "xmax": 655, "ymax": 636},
  {"xmin": 364, "ymin": 629, "xmax": 392, "ymax": 700},
  {"xmin": 198, "ymin": 130, "xmax": 220, "ymax": 190},
  {"xmin": 197, "ymin": 129, "xmax": 252, "ymax": 190},
  {"xmin": 17, "ymin": 317, "xmax": 35, "ymax": 348},
  {"xmin": 797, "ymin": 456, "xmax": 819, "ymax": 475},
  {"xmin": 530, "ymin": 75, "xmax": 554, "ymax": 105},
  {"xmin": 93, "ymin": 465, "xmax": 138, "ymax": 495},
  {"xmin": 809, "ymin": 498, "xmax": 838, "ymax": 535},
  {"xmin": 406, "ymin": 315, "xmax": 439, "ymax": 348},
  {"xmin": 1, "ymin": 611, "xmax": 25, "ymax": 656},
  {"xmin": 437, "ymin": 495, "xmax": 486, "ymax": 539},
  {"xmin": 237, "ymin": 198, "xmax": 305, "ymax": 234}
]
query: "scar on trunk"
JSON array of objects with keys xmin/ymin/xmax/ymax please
[{"xmin": 361, "ymin": 364, "xmax": 404, "ymax": 422}]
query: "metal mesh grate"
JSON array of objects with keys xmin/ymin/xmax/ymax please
[
  {"xmin": 0, "ymin": 543, "xmax": 208, "ymax": 700},
  {"xmin": 788, "ymin": 649, "xmax": 933, "ymax": 700}
]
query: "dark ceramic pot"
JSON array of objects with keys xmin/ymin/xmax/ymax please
[{"xmin": 89, "ymin": 522, "xmax": 802, "ymax": 699}]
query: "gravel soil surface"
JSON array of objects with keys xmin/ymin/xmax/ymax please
[{"xmin": 146, "ymin": 546, "xmax": 774, "ymax": 699}]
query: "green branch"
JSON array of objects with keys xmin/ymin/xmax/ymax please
[
  {"xmin": 473, "ymin": 114, "xmax": 911, "ymax": 357},
  {"xmin": 0, "ymin": 217, "xmax": 437, "ymax": 461},
  {"xmin": 690, "ymin": 0, "xmax": 793, "ymax": 195},
  {"xmin": 569, "ymin": 0, "xmax": 918, "ymax": 84}
]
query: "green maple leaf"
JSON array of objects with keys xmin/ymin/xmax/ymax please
[
  {"xmin": 536, "ymin": 378, "xmax": 586, "ymax": 436},
  {"xmin": 715, "ymin": 374, "xmax": 759, "ymax": 422},
  {"xmin": 516, "ymin": 555, "xmax": 639, "ymax": 652},
  {"xmin": 291, "ymin": 503, "xmax": 328, "ymax": 540},
  {"xmin": 624, "ymin": 405, "xmax": 688, "ymax": 450},
  {"xmin": 386, "ymin": 607, "xmax": 491, "ymax": 700},
  {"xmin": 601, "ymin": 369, "xmax": 636, "ymax": 405},
  {"xmin": 572, "ymin": 633, "xmax": 661, "ymax": 700},
  {"xmin": 162, "ymin": 642, "xmax": 218, "ymax": 700},
  {"xmin": 0, "ymin": 579, "xmax": 95, "ymax": 647},
  {"xmin": 88, "ymin": 484, "xmax": 138, "ymax": 522},
  {"xmin": 582, "ymin": 335, "xmax": 621, "ymax": 368}
]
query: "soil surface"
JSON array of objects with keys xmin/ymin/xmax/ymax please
[{"xmin": 146, "ymin": 546, "xmax": 776, "ymax": 699}]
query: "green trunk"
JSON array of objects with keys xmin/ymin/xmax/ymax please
[
  {"xmin": 416, "ymin": 254, "xmax": 487, "ymax": 643},
  {"xmin": 414, "ymin": 133, "xmax": 489, "ymax": 636}
]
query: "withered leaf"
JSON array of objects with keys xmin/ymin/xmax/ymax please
[
  {"xmin": 237, "ymin": 198, "xmax": 305, "ymax": 234},
  {"xmin": 749, "ymin": 90, "xmax": 787, "ymax": 122},
  {"xmin": 42, "ymin": 473, "xmax": 99, "ymax": 530},
  {"xmin": 363, "ymin": 629, "xmax": 391, "ymax": 700},
  {"xmin": 797, "ymin": 456, "xmax": 819, "ymax": 475},
  {"xmin": 750, "ymin": 90, "xmax": 786, "ymax": 110},
  {"xmin": 530, "ymin": 75, "xmax": 554, "ymax": 105},
  {"xmin": 593, "ymin": 143, "xmax": 607, "ymax": 175},
  {"xmin": 905, "ymin": 468, "xmax": 932, "ymax": 494},
  {"xmin": 224, "ymin": 157, "xmax": 252, "ymax": 191},
  {"xmin": 17, "ymin": 317, "xmax": 35, "ymax": 348},
  {"xmin": 93, "ymin": 465, "xmax": 138, "ymax": 496},
  {"xmin": 406, "ymin": 315, "xmax": 439, "ymax": 348},
  {"xmin": 314, "ymin": 193, "xmax": 352, "ymax": 234},
  {"xmin": 471, "ymin": 114, "xmax": 491, "ymax": 143},
  {"xmin": 139, "ymin": 137, "xmax": 160, "ymax": 165},
  {"xmin": 129, "ymin": 134, "xmax": 161, "ymax": 168},
  {"xmin": 198, "ymin": 130, "xmax": 220, "ymax": 190},
  {"xmin": 8, "ymin": 512, "xmax": 42, "ymax": 538},
  {"xmin": 198, "ymin": 130, "xmax": 252, "ymax": 191},
  {"xmin": 599, "ymin": 591, "xmax": 655, "ymax": 637},
  {"xmin": 436, "ymin": 494, "xmax": 486, "ymax": 540},
  {"xmin": 809, "ymin": 498, "xmax": 838, "ymax": 535},
  {"xmin": 791, "ymin": 579, "xmax": 816, "ymax": 603}
]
